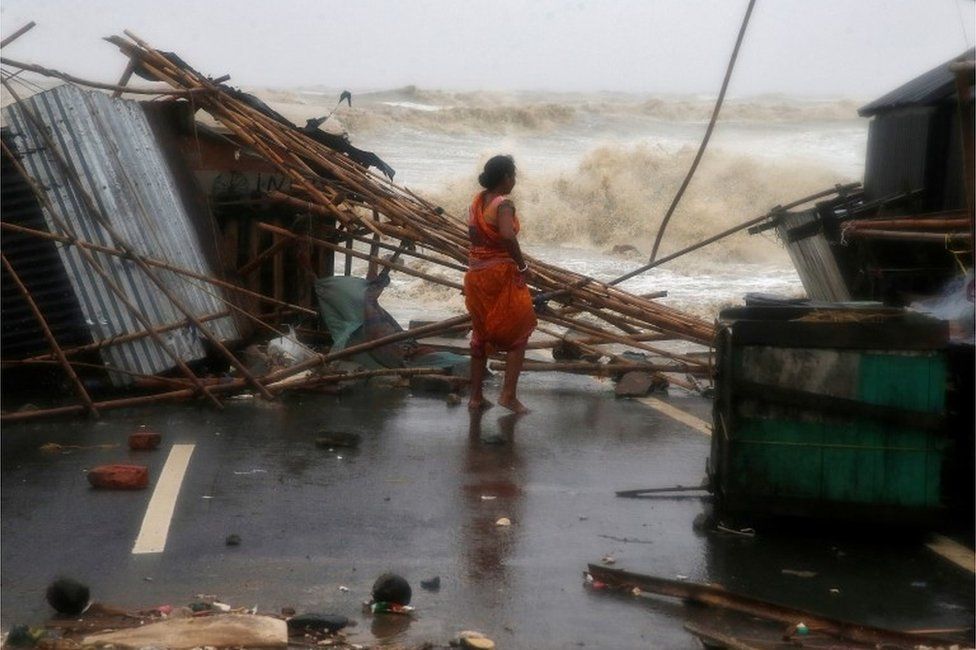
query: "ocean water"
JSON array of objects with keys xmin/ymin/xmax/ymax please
[{"xmin": 260, "ymin": 86, "xmax": 868, "ymax": 317}]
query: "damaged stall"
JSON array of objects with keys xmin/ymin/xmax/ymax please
[
  {"xmin": 707, "ymin": 49, "xmax": 975, "ymax": 526},
  {"xmin": 1, "ymin": 31, "xmax": 726, "ymax": 420},
  {"xmin": 751, "ymin": 48, "xmax": 974, "ymax": 305}
]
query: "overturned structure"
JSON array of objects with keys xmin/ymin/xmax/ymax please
[{"xmin": 1, "ymin": 31, "xmax": 769, "ymax": 420}]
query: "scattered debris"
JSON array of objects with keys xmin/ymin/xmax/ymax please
[
  {"xmin": 495, "ymin": 517, "xmax": 512, "ymax": 527},
  {"xmin": 781, "ymin": 569, "xmax": 817, "ymax": 578},
  {"xmin": 420, "ymin": 576, "xmax": 441, "ymax": 591},
  {"xmin": 81, "ymin": 613, "xmax": 288, "ymax": 648},
  {"xmin": 410, "ymin": 374, "xmax": 468, "ymax": 394},
  {"xmin": 601, "ymin": 555, "xmax": 616, "ymax": 565},
  {"xmin": 46, "ymin": 577, "xmax": 91, "ymax": 615},
  {"xmin": 315, "ymin": 431, "xmax": 363, "ymax": 449},
  {"xmin": 614, "ymin": 371, "xmax": 665, "ymax": 397},
  {"xmin": 446, "ymin": 392, "xmax": 463, "ymax": 406},
  {"xmin": 715, "ymin": 523, "xmax": 756, "ymax": 537},
  {"xmin": 39, "ymin": 442, "xmax": 119, "ymax": 454},
  {"xmin": 371, "ymin": 573, "xmax": 412, "ymax": 606},
  {"xmin": 128, "ymin": 424, "xmax": 162, "ymax": 450},
  {"xmin": 586, "ymin": 564, "xmax": 961, "ymax": 648},
  {"xmin": 225, "ymin": 534, "xmax": 242, "ymax": 546},
  {"xmin": 87, "ymin": 464, "xmax": 149, "ymax": 489},
  {"xmin": 286, "ymin": 613, "xmax": 353, "ymax": 634},
  {"xmin": 5, "ymin": 625, "xmax": 46, "ymax": 647},
  {"xmin": 454, "ymin": 630, "xmax": 496, "ymax": 649}
]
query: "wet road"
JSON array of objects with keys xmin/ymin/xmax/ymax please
[{"xmin": 2, "ymin": 373, "xmax": 973, "ymax": 648}]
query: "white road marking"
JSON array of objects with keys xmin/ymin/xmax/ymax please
[
  {"xmin": 132, "ymin": 444, "xmax": 195, "ymax": 554},
  {"xmin": 926, "ymin": 534, "xmax": 976, "ymax": 573},
  {"xmin": 636, "ymin": 397, "xmax": 712, "ymax": 436}
]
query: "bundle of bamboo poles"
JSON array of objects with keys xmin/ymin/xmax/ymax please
[
  {"xmin": 0, "ymin": 32, "xmax": 723, "ymax": 421},
  {"xmin": 105, "ymin": 34, "xmax": 714, "ymax": 343},
  {"xmin": 841, "ymin": 210, "xmax": 973, "ymax": 244}
]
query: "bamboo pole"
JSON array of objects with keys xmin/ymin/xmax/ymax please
[
  {"xmin": 0, "ymin": 222, "xmax": 318, "ymax": 315},
  {"xmin": 843, "ymin": 230, "xmax": 972, "ymax": 243},
  {"xmin": 104, "ymin": 34, "xmax": 716, "ymax": 349},
  {"xmin": 236, "ymin": 236, "xmax": 294, "ymax": 277},
  {"xmin": 2, "ymin": 358, "xmax": 194, "ymax": 388},
  {"xmin": 0, "ymin": 22, "xmax": 36, "ymax": 48},
  {"xmin": 489, "ymin": 361, "xmax": 711, "ymax": 376},
  {"xmin": 844, "ymin": 217, "xmax": 969, "ymax": 231},
  {"xmin": 258, "ymin": 222, "xmax": 465, "ymax": 291},
  {"xmin": 2, "ymin": 254, "xmax": 99, "ymax": 416},
  {"xmin": 0, "ymin": 56, "xmax": 201, "ymax": 96},
  {"xmin": 3, "ymin": 314, "xmax": 474, "ymax": 422},
  {"xmin": 541, "ymin": 312, "xmax": 706, "ymax": 367},
  {"xmin": 21, "ymin": 311, "xmax": 231, "ymax": 362}
]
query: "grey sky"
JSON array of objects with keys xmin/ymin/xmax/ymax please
[{"xmin": 1, "ymin": 0, "xmax": 973, "ymax": 97}]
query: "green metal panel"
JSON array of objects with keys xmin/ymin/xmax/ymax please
[
  {"xmin": 723, "ymin": 347, "xmax": 948, "ymax": 516},
  {"xmin": 858, "ymin": 353, "xmax": 945, "ymax": 413}
]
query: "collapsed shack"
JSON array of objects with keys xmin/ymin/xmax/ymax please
[
  {"xmin": 3, "ymin": 31, "xmax": 731, "ymax": 421},
  {"xmin": 751, "ymin": 48, "xmax": 975, "ymax": 305}
]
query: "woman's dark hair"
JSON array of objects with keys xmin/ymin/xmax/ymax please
[{"xmin": 478, "ymin": 155, "xmax": 516, "ymax": 190}]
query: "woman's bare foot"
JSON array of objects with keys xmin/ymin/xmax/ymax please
[
  {"xmin": 468, "ymin": 397, "xmax": 493, "ymax": 411},
  {"xmin": 498, "ymin": 396, "xmax": 529, "ymax": 414}
]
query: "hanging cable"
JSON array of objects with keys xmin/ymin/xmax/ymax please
[{"xmin": 648, "ymin": 0, "xmax": 757, "ymax": 263}]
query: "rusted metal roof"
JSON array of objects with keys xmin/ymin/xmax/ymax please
[
  {"xmin": 859, "ymin": 48, "xmax": 975, "ymax": 117},
  {"xmin": 2, "ymin": 85, "xmax": 238, "ymax": 385}
]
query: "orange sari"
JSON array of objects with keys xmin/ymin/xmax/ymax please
[{"xmin": 464, "ymin": 192, "xmax": 537, "ymax": 356}]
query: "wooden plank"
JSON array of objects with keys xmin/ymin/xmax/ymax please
[
  {"xmin": 587, "ymin": 565, "xmax": 959, "ymax": 648},
  {"xmin": 927, "ymin": 534, "xmax": 976, "ymax": 573}
]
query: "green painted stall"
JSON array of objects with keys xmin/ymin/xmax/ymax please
[{"xmin": 709, "ymin": 305, "xmax": 952, "ymax": 525}]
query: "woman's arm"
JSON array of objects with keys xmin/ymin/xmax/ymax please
[{"xmin": 496, "ymin": 202, "xmax": 528, "ymax": 272}]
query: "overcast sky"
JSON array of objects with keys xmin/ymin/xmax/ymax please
[{"xmin": 1, "ymin": 0, "xmax": 973, "ymax": 97}]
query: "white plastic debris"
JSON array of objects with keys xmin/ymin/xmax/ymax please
[
  {"xmin": 495, "ymin": 517, "xmax": 511, "ymax": 527},
  {"xmin": 267, "ymin": 325, "xmax": 315, "ymax": 366}
]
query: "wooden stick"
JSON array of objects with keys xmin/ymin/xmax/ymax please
[
  {"xmin": 588, "ymin": 565, "xmax": 958, "ymax": 648},
  {"xmin": 2, "ymin": 315, "xmax": 474, "ymax": 422},
  {"xmin": 542, "ymin": 313, "xmax": 706, "ymax": 367},
  {"xmin": 2, "ymin": 254, "xmax": 99, "ymax": 416},
  {"xmin": 0, "ymin": 222, "xmax": 317, "ymax": 315},
  {"xmin": 111, "ymin": 58, "xmax": 137, "ymax": 98},
  {"xmin": 21, "ymin": 311, "xmax": 230, "ymax": 362},
  {"xmin": 843, "ymin": 230, "xmax": 972, "ymax": 243},
  {"xmin": 236, "ymin": 232, "xmax": 294, "ymax": 277},
  {"xmin": 489, "ymin": 361, "xmax": 710, "ymax": 376},
  {"xmin": 2, "ymin": 358, "xmax": 193, "ymax": 388},
  {"xmin": 0, "ymin": 22, "xmax": 36, "ymax": 49},
  {"xmin": 523, "ymin": 330, "xmax": 672, "ymax": 350},
  {"xmin": 0, "ymin": 56, "xmax": 200, "ymax": 96},
  {"xmin": 258, "ymin": 222, "xmax": 465, "ymax": 291}
]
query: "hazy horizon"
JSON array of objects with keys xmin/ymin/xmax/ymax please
[{"xmin": 1, "ymin": 1, "xmax": 973, "ymax": 98}]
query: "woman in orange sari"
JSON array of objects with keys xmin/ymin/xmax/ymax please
[{"xmin": 465, "ymin": 155, "xmax": 537, "ymax": 413}]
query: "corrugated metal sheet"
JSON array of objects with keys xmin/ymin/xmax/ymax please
[
  {"xmin": 1, "ymin": 132, "xmax": 93, "ymax": 359},
  {"xmin": 859, "ymin": 48, "xmax": 974, "ymax": 117},
  {"xmin": 777, "ymin": 210, "xmax": 851, "ymax": 302},
  {"xmin": 2, "ymin": 85, "xmax": 238, "ymax": 385},
  {"xmin": 862, "ymin": 107, "xmax": 932, "ymax": 203}
]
